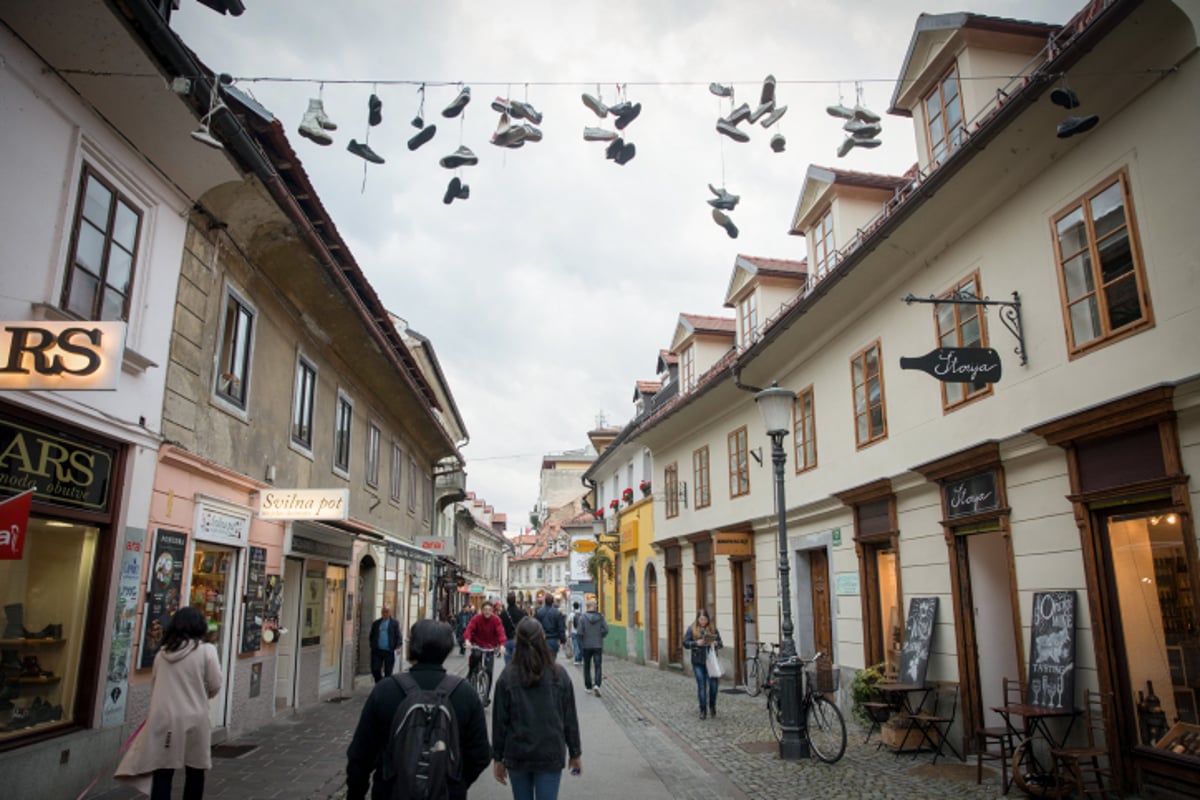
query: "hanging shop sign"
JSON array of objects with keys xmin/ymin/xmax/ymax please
[
  {"xmin": 139, "ymin": 529, "xmax": 187, "ymax": 668},
  {"xmin": 418, "ymin": 537, "xmax": 456, "ymax": 557},
  {"xmin": 620, "ymin": 519, "xmax": 639, "ymax": 551},
  {"xmin": 0, "ymin": 417, "xmax": 115, "ymax": 512},
  {"xmin": 0, "ymin": 320, "xmax": 126, "ymax": 391},
  {"xmin": 240, "ymin": 546, "xmax": 268, "ymax": 653},
  {"xmin": 714, "ymin": 532, "xmax": 753, "ymax": 557},
  {"xmin": 258, "ymin": 488, "xmax": 349, "ymax": 520},
  {"xmin": 899, "ymin": 347, "xmax": 1002, "ymax": 383},
  {"xmin": 0, "ymin": 488, "xmax": 33, "ymax": 560},
  {"xmin": 944, "ymin": 471, "xmax": 1000, "ymax": 519},
  {"xmin": 469, "ymin": 583, "xmax": 484, "ymax": 595},
  {"xmin": 570, "ymin": 539, "xmax": 597, "ymax": 553}
]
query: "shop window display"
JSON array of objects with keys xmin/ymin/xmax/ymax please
[
  {"xmin": 190, "ymin": 547, "xmax": 234, "ymax": 660},
  {"xmin": 1, "ymin": 518, "xmax": 98, "ymax": 739}
]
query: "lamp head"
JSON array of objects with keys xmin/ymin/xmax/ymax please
[{"xmin": 754, "ymin": 381, "xmax": 796, "ymax": 435}]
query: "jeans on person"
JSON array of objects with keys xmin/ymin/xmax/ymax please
[
  {"xmin": 583, "ymin": 648, "xmax": 603, "ymax": 690},
  {"xmin": 507, "ymin": 768, "xmax": 563, "ymax": 800},
  {"xmin": 371, "ymin": 648, "xmax": 396, "ymax": 682},
  {"xmin": 504, "ymin": 639, "xmax": 516, "ymax": 664},
  {"xmin": 151, "ymin": 767, "xmax": 204, "ymax": 800},
  {"xmin": 571, "ymin": 634, "xmax": 582, "ymax": 663},
  {"xmin": 546, "ymin": 638, "xmax": 560, "ymax": 658},
  {"xmin": 692, "ymin": 664, "xmax": 718, "ymax": 711}
]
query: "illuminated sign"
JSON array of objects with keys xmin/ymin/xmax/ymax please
[
  {"xmin": 258, "ymin": 488, "xmax": 349, "ymax": 520},
  {"xmin": 0, "ymin": 321, "xmax": 126, "ymax": 390},
  {"xmin": 0, "ymin": 418, "xmax": 115, "ymax": 512}
]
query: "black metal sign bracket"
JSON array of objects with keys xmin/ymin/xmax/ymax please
[{"xmin": 902, "ymin": 290, "xmax": 1026, "ymax": 366}]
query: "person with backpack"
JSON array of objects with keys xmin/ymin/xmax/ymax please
[
  {"xmin": 575, "ymin": 598, "xmax": 608, "ymax": 696},
  {"xmin": 491, "ymin": 617, "xmax": 582, "ymax": 800},
  {"xmin": 566, "ymin": 602, "xmax": 582, "ymax": 666},
  {"xmin": 346, "ymin": 619, "xmax": 489, "ymax": 800},
  {"xmin": 498, "ymin": 593, "xmax": 526, "ymax": 665},
  {"xmin": 533, "ymin": 595, "xmax": 566, "ymax": 658}
]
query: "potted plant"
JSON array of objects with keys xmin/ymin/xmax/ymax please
[
  {"xmin": 622, "ymin": 487, "xmax": 634, "ymax": 505},
  {"xmin": 586, "ymin": 551, "xmax": 613, "ymax": 583},
  {"xmin": 851, "ymin": 662, "xmax": 890, "ymax": 726},
  {"xmin": 593, "ymin": 509, "xmax": 604, "ymax": 520},
  {"xmin": 609, "ymin": 499, "xmax": 620, "ymax": 512},
  {"xmin": 639, "ymin": 479, "xmax": 652, "ymax": 497}
]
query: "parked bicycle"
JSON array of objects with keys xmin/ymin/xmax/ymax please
[
  {"xmin": 467, "ymin": 645, "xmax": 502, "ymax": 704},
  {"xmin": 742, "ymin": 641, "xmax": 779, "ymax": 697},
  {"xmin": 765, "ymin": 652, "xmax": 847, "ymax": 763}
]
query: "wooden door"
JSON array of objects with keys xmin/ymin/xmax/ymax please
[
  {"xmin": 646, "ymin": 565, "xmax": 659, "ymax": 663},
  {"xmin": 731, "ymin": 560, "xmax": 745, "ymax": 684},
  {"xmin": 667, "ymin": 567, "xmax": 682, "ymax": 664},
  {"xmin": 810, "ymin": 548, "xmax": 833, "ymax": 658}
]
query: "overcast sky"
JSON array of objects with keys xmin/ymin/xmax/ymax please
[{"xmin": 173, "ymin": 0, "xmax": 1081, "ymax": 526}]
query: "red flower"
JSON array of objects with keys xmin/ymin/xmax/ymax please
[
  {"xmin": 609, "ymin": 499, "xmax": 620, "ymax": 510},
  {"xmin": 593, "ymin": 509, "xmax": 604, "ymax": 519}
]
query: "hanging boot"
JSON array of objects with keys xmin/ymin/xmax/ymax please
[
  {"xmin": 707, "ymin": 184, "xmax": 740, "ymax": 211},
  {"xmin": 368, "ymin": 94, "xmax": 383, "ymax": 126},
  {"xmin": 298, "ymin": 99, "xmax": 335, "ymax": 145}
]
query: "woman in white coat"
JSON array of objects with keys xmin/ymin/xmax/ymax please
[{"xmin": 115, "ymin": 606, "xmax": 222, "ymax": 799}]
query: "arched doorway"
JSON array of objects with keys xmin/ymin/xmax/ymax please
[
  {"xmin": 356, "ymin": 555, "xmax": 377, "ymax": 676},
  {"xmin": 645, "ymin": 563, "xmax": 659, "ymax": 663}
]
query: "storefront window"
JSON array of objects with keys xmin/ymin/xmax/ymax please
[
  {"xmin": 190, "ymin": 546, "xmax": 235, "ymax": 661},
  {"xmin": 323, "ymin": 566, "xmax": 346, "ymax": 673},
  {"xmin": 1108, "ymin": 512, "xmax": 1198, "ymax": 744},
  {"xmin": 1, "ymin": 518, "xmax": 98, "ymax": 740}
]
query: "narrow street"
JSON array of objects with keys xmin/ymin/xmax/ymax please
[{"xmin": 91, "ymin": 652, "xmax": 1014, "ymax": 800}]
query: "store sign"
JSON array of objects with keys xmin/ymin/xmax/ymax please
[
  {"xmin": 140, "ymin": 529, "xmax": 187, "ymax": 668},
  {"xmin": 469, "ymin": 583, "xmax": 484, "ymax": 594},
  {"xmin": 835, "ymin": 573, "xmax": 860, "ymax": 596},
  {"xmin": 0, "ymin": 488, "xmax": 33, "ymax": 559},
  {"xmin": 620, "ymin": 520, "xmax": 638, "ymax": 551},
  {"xmin": 714, "ymin": 532, "xmax": 753, "ymax": 557},
  {"xmin": 418, "ymin": 537, "xmax": 456, "ymax": 557},
  {"xmin": 0, "ymin": 417, "xmax": 115, "ymax": 512},
  {"xmin": 258, "ymin": 488, "xmax": 349, "ymax": 520},
  {"xmin": 0, "ymin": 321, "xmax": 126, "ymax": 390},
  {"xmin": 196, "ymin": 504, "xmax": 250, "ymax": 546},
  {"xmin": 944, "ymin": 471, "xmax": 999, "ymax": 519},
  {"xmin": 570, "ymin": 539, "xmax": 597, "ymax": 553},
  {"xmin": 899, "ymin": 347, "xmax": 1002, "ymax": 384}
]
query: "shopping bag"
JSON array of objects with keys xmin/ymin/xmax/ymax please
[{"xmin": 706, "ymin": 645, "xmax": 723, "ymax": 678}]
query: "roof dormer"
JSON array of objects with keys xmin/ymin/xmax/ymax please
[
  {"xmin": 723, "ymin": 254, "xmax": 807, "ymax": 350},
  {"xmin": 888, "ymin": 12, "xmax": 1057, "ymax": 171},
  {"xmin": 668, "ymin": 313, "xmax": 735, "ymax": 393}
]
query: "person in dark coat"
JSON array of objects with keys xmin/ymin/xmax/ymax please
[
  {"xmin": 533, "ymin": 595, "xmax": 566, "ymax": 658},
  {"xmin": 346, "ymin": 619, "xmax": 490, "ymax": 800},
  {"xmin": 683, "ymin": 608, "xmax": 724, "ymax": 719},
  {"xmin": 367, "ymin": 605, "xmax": 402, "ymax": 682},
  {"xmin": 491, "ymin": 617, "xmax": 582, "ymax": 800},
  {"xmin": 499, "ymin": 593, "xmax": 526, "ymax": 664}
]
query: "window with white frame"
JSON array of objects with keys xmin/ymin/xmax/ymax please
[
  {"xmin": 215, "ymin": 287, "xmax": 255, "ymax": 408},
  {"xmin": 291, "ymin": 356, "xmax": 317, "ymax": 449},
  {"xmin": 812, "ymin": 208, "xmax": 835, "ymax": 281},
  {"xmin": 680, "ymin": 346, "xmax": 696, "ymax": 391},
  {"xmin": 738, "ymin": 291, "xmax": 758, "ymax": 348}
]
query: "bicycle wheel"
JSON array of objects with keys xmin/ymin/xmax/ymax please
[
  {"xmin": 743, "ymin": 658, "xmax": 762, "ymax": 696},
  {"xmin": 767, "ymin": 687, "xmax": 783, "ymax": 742},
  {"xmin": 805, "ymin": 695, "xmax": 847, "ymax": 764},
  {"xmin": 470, "ymin": 665, "xmax": 490, "ymax": 703},
  {"xmin": 1011, "ymin": 737, "xmax": 1075, "ymax": 799}
]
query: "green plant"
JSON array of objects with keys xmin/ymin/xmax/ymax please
[
  {"xmin": 586, "ymin": 551, "xmax": 613, "ymax": 583},
  {"xmin": 850, "ymin": 662, "xmax": 888, "ymax": 726}
]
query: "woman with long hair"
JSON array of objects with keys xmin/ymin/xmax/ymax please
[
  {"xmin": 683, "ymin": 608, "xmax": 723, "ymax": 719},
  {"xmin": 115, "ymin": 606, "xmax": 222, "ymax": 800},
  {"xmin": 491, "ymin": 616, "xmax": 582, "ymax": 800}
]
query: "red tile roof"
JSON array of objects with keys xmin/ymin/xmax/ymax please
[
  {"xmin": 809, "ymin": 165, "xmax": 911, "ymax": 190},
  {"xmin": 681, "ymin": 314, "xmax": 736, "ymax": 335},
  {"xmin": 737, "ymin": 254, "xmax": 808, "ymax": 276}
]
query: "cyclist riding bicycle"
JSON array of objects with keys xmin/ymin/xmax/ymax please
[{"xmin": 463, "ymin": 600, "xmax": 506, "ymax": 705}]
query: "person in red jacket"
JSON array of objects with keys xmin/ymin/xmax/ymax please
[{"xmin": 464, "ymin": 600, "xmax": 506, "ymax": 705}]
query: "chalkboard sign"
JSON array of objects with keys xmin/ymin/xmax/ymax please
[
  {"xmin": 944, "ymin": 471, "xmax": 1000, "ymax": 519},
  {"xmin": 240, "ymin": 546, "xmax": 267, "ymax": 653},
  {"xmin": 139, "ymin": 529, "xmax": 187, "ymax": 668},
  {"xmin": 898, "ymin": 597, "xmax": 938, "ymax": 685},
  {"xmin": 1027, "ymin": 591, "xmax": 1076, "ymax": 709}
]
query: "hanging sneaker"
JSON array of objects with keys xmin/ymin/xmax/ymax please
[
  {"xmin": 520, "ymin": 124, "xmax": 543, "ymax": 143},
  {"xmin": 853, "ymin": 104, "xmax": 881, "ymax": 123},
  {"xmin": 314, "ymin": 99, "xmax": 337, "ymax": 130},
  {"xmin": 748, "ymin": 101, "xmax": 774, "ymax": 125},
  {"xmin": 491, "ymin": 114, "xmax": 527, "ymax": 148},
  {"xmin": 510, "ymin": 99, "xmax": 543, "ymax": 125},
  {"xmin": 442, "ymin": 87, "xmax": 471, "ymax": 118},
  {"xmin": 582, "ymin": 93, "xmax": 608, "ymax": 118},
  {"xmin": 837, "ymin": 136, "xmax": 856, "ymax": 158},
  {"xmin": 826, "ymin": 103, "xmax": 855, "ymax": 119},
  {"xmin": 770, "ymin": 133, "xmax": 786, "ymax": 153},
  {"xmin": 760, "ymin": 104, "xmax": 788, "ymax": 128},
  {"xmin": 607, "ymin": 101, "xmax": 632, "ymax": 117},
  {"xmin": 605, "ymin": 138, "xmax": 624, "ymax": 160},
  {"xmin": 443, "ymin": 177, "xmax": 463, "ymax": 205},
  {"xmin": 760, "ymin": 74, "xmax": 776, "ymax": 106},
  {"xmin": 190, "ymin": 125, "xmax": 223, "ymax": 150},
  {"xmin": 1050, "ymin": 87, "xmax": 1080, "ymax": 109},
  {"xmin": 411, "ymin": 115, "xmax": 425, "ymax": 129},
  {"xmin": 707, "ymin": 184, "xmax": 740, "ymax": 211},
  {"xmin": 439, "ymin": 145, "xmax": 479, "ymax": 168},
  {"xmin": 1056, "ymin": 114, "xmax": 1099, "ymax": 138},
  {"xmin": 716, "ymin": 119, "xmax": 750, "ymax": 142},
  {"xmin": 584, "ymin": 127, "xmax": 618, "ymax": 142},
  {"xmin": 843, "ymin": 118, "xmax": 882, "ymax": 138},
  {"xmin": 369, "ymin": 94, "xmax": 383, "ymax": 126},
  {"xmin": 712, "ymin": 208, "xmax": 739, "ymax": 238},
  {"xmin": 723, "ymin": 103, "xmax": 751, "ymax": 125},
  {"xmin": 299, "ymin": 99, "xmax": 334, "ymax": 145},
  {"xmin": 407, "ymin": 124, "xmax": 437, "ymax": 151},
  {"xmin": 856, "ymin": 137, "xmax": 882, "ymax": 148},
  {"xmin": 614, "ymin": 140, "xmax": 636, "ymax": 165},
  {"xmin": 709, "ymin": 82, "xmax": 733, "ymax": 97},
  {"xmin": 491, "ymin": 97, "xmax": 514, "ymax": 115},
  {"xmin": 347, "ymin": 139, "xmax": 385, "ymax": 164},
  {"xmin": 457, "ymin": 182, "xmax": 470, "ymax": 200},
  {"xmin": 614, "ymin": 102, "xmax": 641, "ymax": 130}
]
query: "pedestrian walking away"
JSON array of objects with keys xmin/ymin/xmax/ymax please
[
  {"xmin": 533, "ymin": 595, "xmax": 566, "ymax": 658},
  {"xmin": 346, "ymin": 619, "xmax": 490, "ymax": 800},
  {"xmin": 114, "ymin": 606, "xmax": 222, "ymax": 800},
  {"xmin": 499, "ymin": 593, "xmax": 527, "ymax": 665},
  {"xmin": 575, "ymin": 598, "xmax": 608, "ymax": 696},
  {"xmin": 464, "ymin": 600, "xmax": 506, "ymax": 705},
  {"xmin": 566, "ymin": 601, "xmax": 582, "ymax": 665},
  {"xmin": 455, "ymin": 606, "xmax": 475, "ymax": 655},
  {"xmin": 683, "ymin": 608, "xmax": 723, "ymax": 719},
  {"xmin": 491, "ymin": 617, "xmax": 582, "ymax": 800},
  {"xmin": 368, "ymin": 605, "xmax": 403, "ymax": 683}
]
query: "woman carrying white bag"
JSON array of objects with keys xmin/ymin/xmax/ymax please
[{"xmin": 682, "ymin": 609, "xmax": 724, "ymax": 720}]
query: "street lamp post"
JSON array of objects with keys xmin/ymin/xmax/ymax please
[{"xmin": 754, "ymin": 382, "xmax": 809, "ymax": 760}]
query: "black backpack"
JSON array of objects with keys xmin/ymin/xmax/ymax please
[{"xmin": 382, "ymin": 672, "xmax": 462, "ymax": 800}]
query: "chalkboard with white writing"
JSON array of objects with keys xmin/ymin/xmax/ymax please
[{"xmin": 1027, "ymin": 591, "xmax": 1076, "ymax": 709}]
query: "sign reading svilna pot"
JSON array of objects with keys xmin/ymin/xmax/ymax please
[{"xmin": 900, "ymin": 347, "xmax": 1002, "ymax": 383}]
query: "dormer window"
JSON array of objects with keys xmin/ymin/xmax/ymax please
[
  {"xmin": 925, "ymin": 64, "xmax": 965, "ymax": 163},
  {"xmin": 812, "ymin": 208, "xmax": 835, "ymax": 281},
  {"xmin": 737, "ymin": 291, "xmax": 758, "ymax": 348},
  {"xmin": 681, "ymin": 346, "xmax": 696, "ymax": 391}
]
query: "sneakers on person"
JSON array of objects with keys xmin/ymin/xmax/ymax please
[
  {"xmin": 709, "ymin": 82, "xmax": 733, "ymax": 97},
  {"xmin": 760, "ymin": 74, "xmax": 776, "ymax": 106},
  {"xmin": 723, "ymin": 102, "xmax": 751, "ymax": 125},
  {"xmin": 368, "ymin": 94, "xmax": 383, "ymax": 126},
  {"xmin": 707, "ymin": 183, "xmax": 740, "ymax": 211},
  {"xmin": 509, "ymin": 99, "xmax": 543, "ymax": 124},
  {"xmin": 614, "ymin": 140, "xmax": 636, "ymax": 165},
  {"xmin": 407, "ymin": 124, "xmax": 437, "ymax": 151},
  {"xmin": 442, "ymin": 86, "xmax": 471, "ymax": 118},
  {"xmin": 712, "ymin": 208, "xmax": 739, "ymax": 238},
  {"xmin": 760, "ymin": 104, "xmax": 788, "ymax": 128},
  {"xmin": 584, "ymin": 127, "xmax": 618, "ymax": 142},
  {"xmin": 299, "ymin": 99, "xmax": 334, "ymax": 145},
  {"xmin": 748, "ymin": 100, "xmax": 774, "ymax": 125},
  {"xmin": 347, "ymin": 139, "xmax": 385, "ymax": 164},
  {"xmin": 582, "ymin": 93, "xmax": 608, "ymax": 118},
  {"xmin": 614, "ymin": 102, "xmax": 641, "ymax": 130},
  {"xmin": 593, "ymin": 686, "xmax": 601, "ymax": 697},
  {"xmin": 439, "ymin": 145, "xmax": 478, "ymax": 169},
  {"xmin": 716, "ymin": 119, "xmax": 750, "ymax": 142},
  {"xmin": 770, "ymin": 132, "xmax": 786, "ymax": 153}
]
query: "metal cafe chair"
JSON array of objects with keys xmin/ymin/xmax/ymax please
[
  {"xmin": 909, "ymin": 680, "xmax": 963, "ymax": 763},
  {"xmin": 1051, "ymin": 688, "xmax": 1116, "ymax": 798},
  {"xmin": 976, "ymin": 677, "xmax": 1024, "ymax": 792}
]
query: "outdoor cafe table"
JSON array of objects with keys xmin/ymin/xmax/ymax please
[
  {"xmin": 877, "ymin": 682, "xmax": 934, "ymax": 756},
  {"xmin": 991, "ymin": 702, "xmax": 1081, "ymax": 792}
]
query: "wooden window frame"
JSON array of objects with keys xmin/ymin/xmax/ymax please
[
  {"xmin": 850, "ymin": 339, "xmax": 888, "ymax": 448},
  {"xmin": 61, "ymin": 163, "xmax": 143, "ymax": 322},
  {"xmin": 681, "ymin": 346, "xmax": 696, "ymax": 392},
  {"xmin": 1050, "ymin": 168, "xmax": 1153, "ymax": 359},
  {"xmin": 664, "ymin": 462, "xmax": 680, "ymax": 518},
  {"xmin": 728, "ymin": 425, "xmax": 750, "ymax": 499},
  {"xmin": 333, "ymin": 390, "xmax": 353, "ymax": 477},
  {"xmin": 365, "ymin": 421, "xmax": 381, "ymax": 489},
  {"xmin": 214, "ymin": 286, "xmax": 255, "ymax": 410},
  {"xmin": 693, "ymin": 446, "xmax": 711, "ymax": 509},
  {"xmin": 936, "ymin": 272, "xmax": 993, "ymax": 411},
  {"xmin": 738, "ymin": 291, "xmax": 758, "ymax": 348},
  {"xmin": 793, "ymin": 385, "xmax": 817, "ymax": 473},
  {"xmin": 924, "ymin": 63, "xmax": 965, "ymax": 164},
  {"xmin": 812, "ymin": 208, "xmax": 835, "ymax": 281},
  {"xmin": 291, "ymin": 356, "xmax": 317, "ymax": 450}
]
